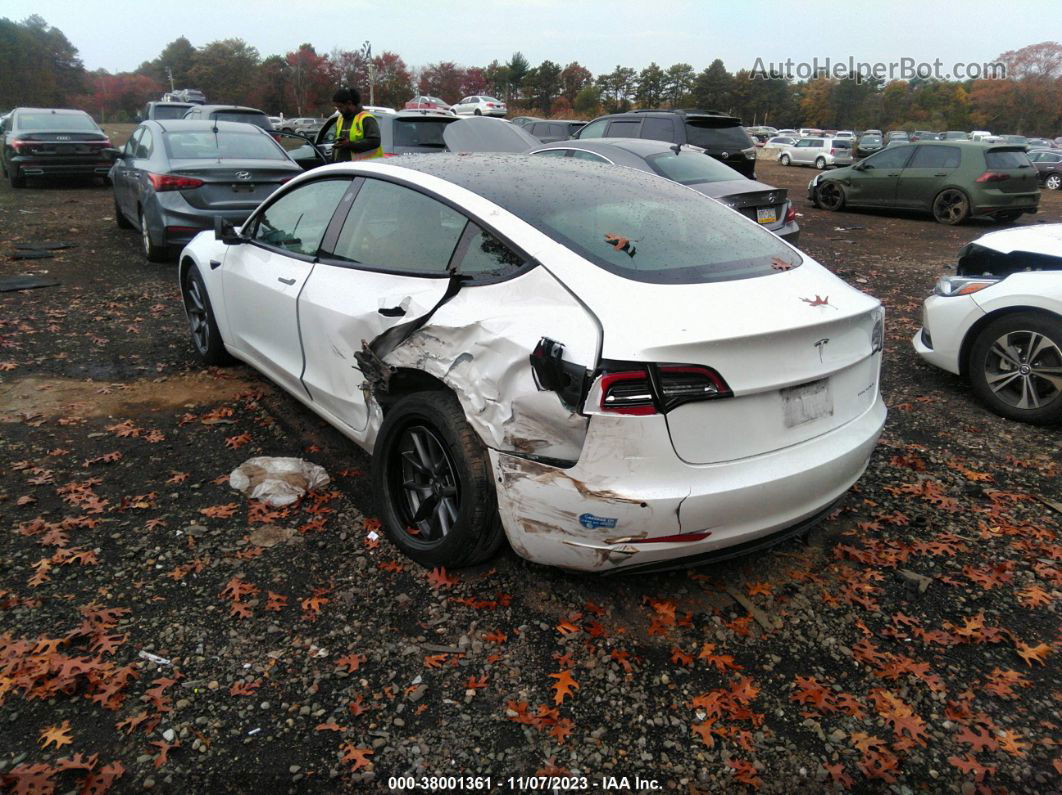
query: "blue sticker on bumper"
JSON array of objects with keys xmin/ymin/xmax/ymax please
[{"xmin": 579, "ymin": 513, "xmax": 618, "ymax": 529}]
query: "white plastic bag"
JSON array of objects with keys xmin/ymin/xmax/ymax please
[{"xmin": 229, "ymin": 457, "xmax": 330, "ymax": 507}]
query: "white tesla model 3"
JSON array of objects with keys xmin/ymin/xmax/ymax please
[
  {"xmin": 914, "ymin": 224, "xmax": 1062, "ymax": 424},
  {"xmin": 179, "ymin": 154, "xmax": 886, "ymax": 573}
]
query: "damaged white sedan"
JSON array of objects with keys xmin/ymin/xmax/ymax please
[{"xmin": 179, "ymin": 154, "xmax": 886, "ymax": 573}]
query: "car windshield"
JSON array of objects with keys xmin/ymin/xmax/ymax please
[
  {"xmin": 643, "ymin": 150, "xmax": 744, "ymax": 184},
  {"xmin": 18, "ymin": 112, "xmax": 97, "ymax": 131},
  {"xmin": 684, "ymin": 121, "xmax": 750, "ymax": 149},
  {"xmin": 163, "ymin": 130, "xmax": 287, "ymax": 160},
  {"xmin": 861, "ymin": 136, "xmax": 882, "ymax": 143}
]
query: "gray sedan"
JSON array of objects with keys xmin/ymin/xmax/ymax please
[
  {"xmin": 528, "ymin": 138, "xmax": 799, "ymax": 244},
  {"xmin": 110, "ymin": 120, "xmax": 325, "ymax": 261}
]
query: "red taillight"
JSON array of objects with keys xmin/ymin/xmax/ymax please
[
  {"xmin": 599, "ymin": 365, "xmax": 731, "ymax": 415},
  {"xmin": 600, "ymin": 370, "xmax": 656, "ymax": 415},
  {"xmin": 976, "ymin": 171, "xmax": 1010, "ymax": 183},
  {"xmin": 784, "ymin": 202, "xmax": 797, "ymax": 225},
  {"xmin": 487, "ymin": 103, "xmax": 496, "ymax": 108},
  {"xmin": 147, "ymin": 173, "xmax": 205, "ymax": 191},
  {"xmin": 830, "ymin": 148, "xmax": 836, "ymax": 155},
  {"xmin": 11, "ymin": 138, "xmax": 32, "ymax": 152}
]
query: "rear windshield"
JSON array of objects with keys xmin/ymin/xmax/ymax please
[
  {"xmin": 644, "ymin": 151, "xmax": 742, "ymax": 184},
  {"xmin": 393, "ymin": 118, "xmax": 452, "ymax": 148},
  {"xmin": 163, "ymin": 130, "xmax": 287, "ymax": 160},
  {"xmin": 831, "ymin": 140, "xmax": 851, "ymax": 149},
  {"xmin": 17, "ymin": 112, "xmax": 97, "ymax": 131},
  {"xmin": 480, "ymin": 161, "xmax": 801, "ymax": 283},
  {"xmin": 153, "ymin": 105, "xmax": 190, "ymax": 120},
  {"xmin": 210, "ymin": 111, "xmax": 270, "ymax": 129},
  {"xmin": 685, "ymin": 121, "xmax": 751, "ymax": 150},
  {"xmin": 985, "ymin": 149, "xmax": 1032, "ymax": 169}
]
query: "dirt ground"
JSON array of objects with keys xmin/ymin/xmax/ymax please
[{"xmin": 0, "ymin": 140, "xmax": 1060, "ymax": 793}]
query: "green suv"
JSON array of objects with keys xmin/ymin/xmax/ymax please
[{"xmin": 808, "ymin": 141, "xmax": 1039, "ymax": 225}]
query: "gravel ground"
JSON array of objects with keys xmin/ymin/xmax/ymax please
[{"xmin": 0, "ymin": 146, "xmax": 1060, "ymax": 793}]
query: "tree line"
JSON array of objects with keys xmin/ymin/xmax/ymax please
[{"xmin": 1, "ymin": 16, "xmax": 1059, "ymax": 137}]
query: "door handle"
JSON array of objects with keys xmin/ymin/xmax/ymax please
[
  {"xmin": 933, "ymin": 172, "xmax": 948, "ymax": 177},
  {"xmin": 378, "ymin": 305, "xmax": 406, "ymax": 317},
  {"xmin": 277, "ymin": 277, "xmax": 296, "ymax": 285},
  {"xmin": 887, "ymin": 172, "xmax": 901, "ymax": 176}
]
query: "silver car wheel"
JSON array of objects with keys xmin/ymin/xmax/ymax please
[{"xmin": 983, "ymin": 329, "xmax": 1062, "ymax": 411}]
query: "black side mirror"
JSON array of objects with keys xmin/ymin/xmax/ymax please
[
  {"xmin": 103, "ymin": 147, "xmax": 123, "ymax": 161},
  {"xmin": 214, "ymin": 215, "xmax": 242, "ymax": 244}
]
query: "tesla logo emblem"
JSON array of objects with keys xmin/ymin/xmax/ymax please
[
  {"xmin": 56, "ymin": 135, "xmax": 70, "ymax": 141},
  {"xmin": 235, "ymin": 171, "xmax": 252, "ymax": 181},
  {"xmin": 814, "ymin": 338, "xmax": 830, "ymax": 362}
]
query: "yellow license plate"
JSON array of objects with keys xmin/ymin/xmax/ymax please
[{"xmin": 757, "ymin": 208, "xmax": 777, "ymax": 224}]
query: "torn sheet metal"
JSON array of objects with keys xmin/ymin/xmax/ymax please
[{"xmin": 380, "ymin": 265, "xmax": 599, "ymax": 461}]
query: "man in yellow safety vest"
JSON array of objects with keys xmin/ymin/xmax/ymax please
[{"xmin": 331, "ymin": 87, "xmax": 382, "ymax": 162}]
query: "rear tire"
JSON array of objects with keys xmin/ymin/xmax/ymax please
[
  {"xmin": 779, "ymin": 154, "xmax": 791, "ymax": 166},
  {"xmin": 372, "ymin": 391, "xmax": 504, "ymax": 568},
  {"xmin": 931, "ymin": 188, "xmax": 969, "ymax": 225},
  {"xmin": 140, "ymin": 208, "xmax": 168, "ymax": 262},
  {"xmin": 181, "ymin": 263, "xmax": 234, "ymax": 366},
  {"xmin": 1045, "ymin": 174, "xmax": 1061, "ymax": 191},
  {"xmin": 815, "ymin": 157, "xmax": 827, "ymax": 170},
  {"xmin": 968, "ymin": 312, "xmax": 1062, "ymax": 425},
  {"xmin": 474, "ymin": 109, "xmax": 482, "ymax": 116}
]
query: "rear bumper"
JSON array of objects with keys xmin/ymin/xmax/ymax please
[
  {"xmin": 492, "ymin": 391, "xmax": 886, "ymax": 573},
  {"xmin": 11, "ymin": 157, "xmax": 111, "ymax": 177},
  {"xmin": 151, "ymin": 195, "xmax": 255, "ymax": 248}
]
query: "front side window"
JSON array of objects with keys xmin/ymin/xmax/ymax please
[
  {"xmin": 607, "ymin": 120, "xmax": 641, "ymax": 138},
  {"xmin": 250, "ymin": 179, "xmax": 350, "ymax": 256},
  {"xmin": 908, "ymin": 145, "xmax": 961, "ymax": 169},
  {"xmin": 864, "ymin": 145, "xmax": 915, "ymax": 169},
  {"xmin": 577, "ymin": 119, "xmax": 609, "ymax": 139},
  {"xmin": 330, "ymin": 179, "xmax": 466, "ymax": 274},
  {"xmin": 135, "ymin": 128, "xmax": 154, "ymax": 159}
]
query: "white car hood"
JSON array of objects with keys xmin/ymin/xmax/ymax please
[{"xmin": 967, "ymin": 223, "xmax": 1062, "ymax": 256}]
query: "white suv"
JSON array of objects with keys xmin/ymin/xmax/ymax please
[
  {"xmin": 779, "ymin": 137, "xmax": 853, "ymax": 169},
  {"xmin": 450, "ymin": 95, "xmax": 507, "ymax": 117}
]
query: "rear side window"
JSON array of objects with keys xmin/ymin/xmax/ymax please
[
  {"xmin": 251, "ymin": 179, "xmax": 351, "ymax": 256},
  {"xmin": 330, "ymin": 179, "xmax": 465, "ymax": 273},
  {"xmin": 685, "ymin": 121, "xmax": 751, "ymax": 150},
  {"xmin": 985, "ymin": 150, "xmax": 1031, "ymax": 169},
  {"xmin": 908, "ymin": 145, "xmax": 961, "ymax": 168},
  {"xmin": 392, "ymin": 118, "xmax": 451, "ymax": 148},
  {"xmin": 457, "ymin": 224, "xmax": 524, "ymax": 278},
  {"xmin": 641, "ymin": 117, "xmax": 675, "ymax": 142}
]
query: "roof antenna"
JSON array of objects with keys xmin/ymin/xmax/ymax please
[{"xmin": 671, "ymin": 142, "xmax": 682, "ymax": 155}]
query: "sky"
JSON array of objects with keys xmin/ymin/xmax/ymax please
[{"xmin": 5, "ymin": 0, "xmax": 1058, "ymax": 77}]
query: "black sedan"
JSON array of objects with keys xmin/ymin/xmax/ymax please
[
  {"xmin": 1028, "ymin": 149, "xmax": 1062, "ymax": 190},
  {"xmin": 1, "ymin": 107, "xmax": 113, "ymax": 188},
  {"xmin": 110, "ymin": 120, "xmax": 325, "ymax": 261},
  {"xmin": 527, "ymin": 138, "xmax": 799, "ymax": 244}
]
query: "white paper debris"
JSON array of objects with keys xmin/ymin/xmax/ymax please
[{"xmin": 229, "ymin": 457, "xmax": 330, "ymax": 507}]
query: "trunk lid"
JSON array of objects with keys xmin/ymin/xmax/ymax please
[
  {"xmin": 164, "ymin": 159, "xmax": 300, "ymax": 210},
  {"xmin": 695, "ymin": 180, "xmax": 788, "ymax": 224},
  {"xmin": 984, "ymin": 147, "xmax": 1040, "ymax": 194},
  {"xmin": 543, "ymin": 252, "xmax": 881, "ymax": 463},
  {"xmin": 14, "ymin": 131, "xmax": 109, "ymax": 156}
]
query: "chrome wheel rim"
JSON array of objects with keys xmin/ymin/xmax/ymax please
[
  {"xmin": 184, "ymin": 277, "xmax": 209, "ymax": 353},
  {"xmin": 392, "ymin": 424, "xmax": 460, "ymax": 546},
  {"xmin": 1046, "ymin": 174, "xmax": 1061, "ymax": 190},
  {"xmin": 934, "ymin": 190, "xmax": 967, "ymax": 223},
  {"xmin": 983, "ymin": 329, "xmax": 1062, "ymax": 410},
  {"xmin": 818, "ymin": 182, "xmax": 842, "ymax": 210}
]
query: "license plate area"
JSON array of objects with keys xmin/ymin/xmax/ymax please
[
  {"xmin": 757, "ymin": 208, "xmax": 778, "ymax": 224},
  {"xmin": 781, "ymin": 378, "xmax": 833, "ymax": 428}
]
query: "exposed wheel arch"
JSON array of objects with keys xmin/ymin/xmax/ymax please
[{"xmin": 960, "ymin": 305, "xmax": 1062, "ymax": 377}]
